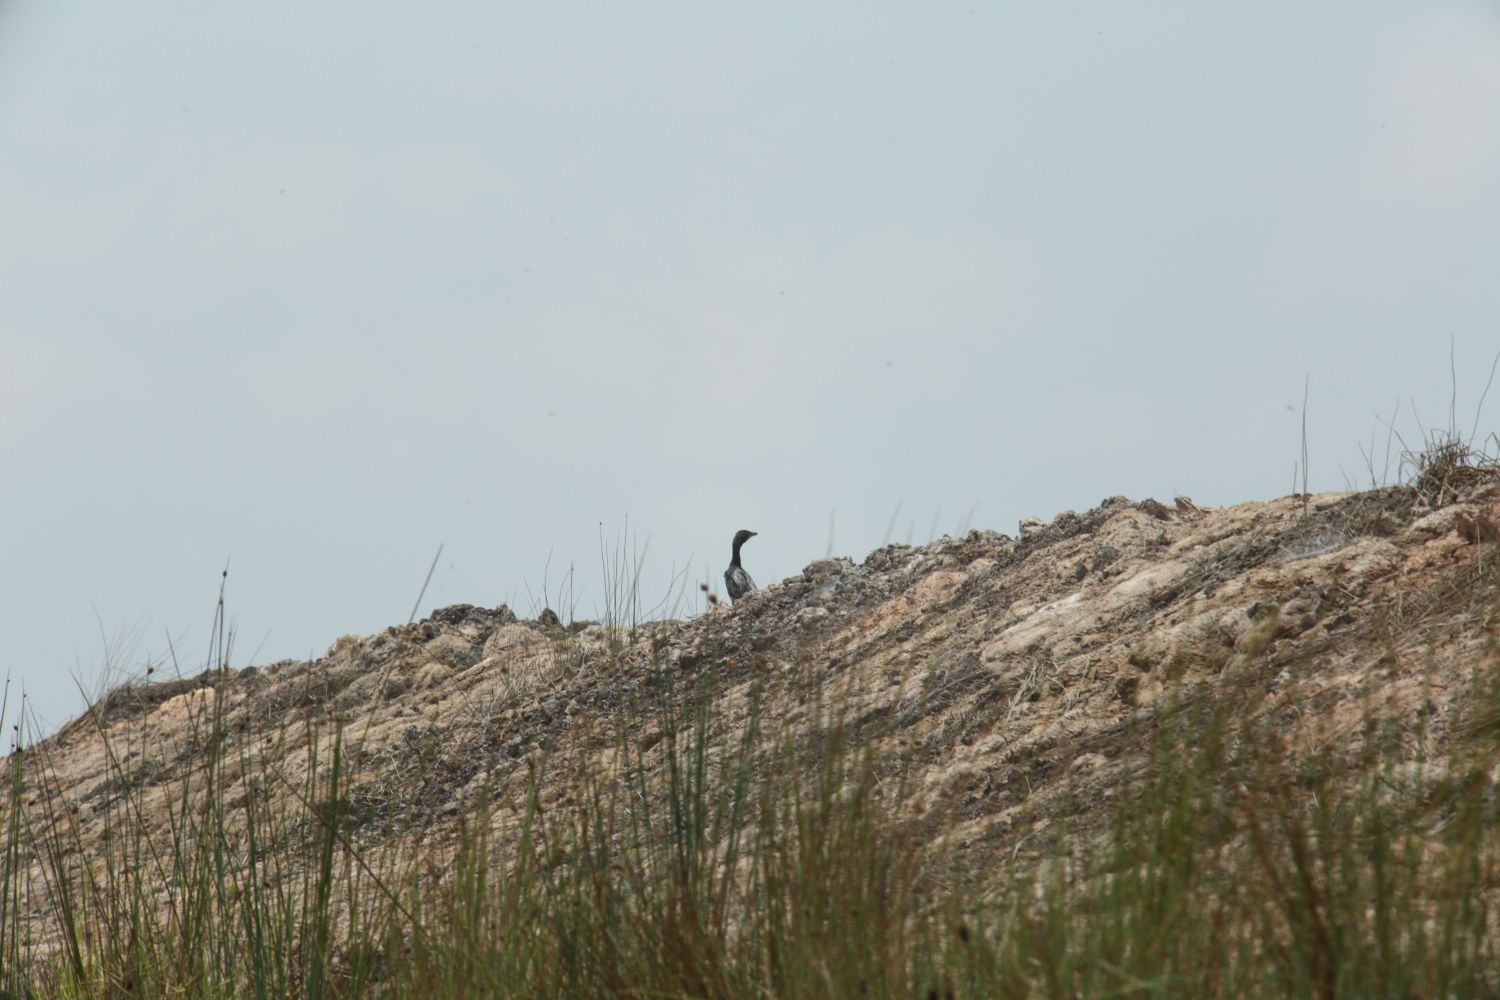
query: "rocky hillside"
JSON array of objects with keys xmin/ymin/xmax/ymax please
[{"xmin": 14, "ymin": 473, "xmax": 1500, "ymax": 934}]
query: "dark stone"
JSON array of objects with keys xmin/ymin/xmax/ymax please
[{"xmin": 1138, "ymin": 499, "xmax": 1174, "ymax": 521}]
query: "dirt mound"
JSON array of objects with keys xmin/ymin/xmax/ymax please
[{"xmin": 13, "ymin": 476, "xmax": 1500, "ymax": 933}]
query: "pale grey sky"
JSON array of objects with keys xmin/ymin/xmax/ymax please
[{"xmin": 3, "ymin": 2, "xmax": 1498, "ymax": 739}]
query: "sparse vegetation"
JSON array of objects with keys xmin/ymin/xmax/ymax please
[
  {"xmin": 1, "ymin": 636, "xmax": 1496, "ymax": 995},
  {"xmin": 2, "ymin": 440, "xmax": 1499, "ymax": 998}
]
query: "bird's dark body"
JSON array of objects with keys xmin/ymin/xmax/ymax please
[{"xmin": 725, "ymin": 529, "xmax": 757, "ymax": 602}]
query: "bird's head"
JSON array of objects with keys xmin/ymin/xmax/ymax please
[{"xmin": 733, "ymin": 529, "xmax": 757, "ymax": 548}]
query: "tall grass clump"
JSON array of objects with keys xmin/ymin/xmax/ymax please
[
  {"xmin": 379, "ymin": 653, "xmax": 937, "ymax": 998},
  {"xmin": 983, "ymin": 655, "xmax": 1500, "ymax": 998},
  {"xmin": 3, "ymin": 574, "xmax": 406, "ymax": 998}
]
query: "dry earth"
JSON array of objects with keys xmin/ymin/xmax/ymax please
[{"xmin": 12, "ymin": 474, "xmax": 1500, "ymax": 932}]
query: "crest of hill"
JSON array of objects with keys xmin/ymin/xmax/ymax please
[{"xmin": 18, "ymin": 474, "xmax": 1500, "ymax": 919}]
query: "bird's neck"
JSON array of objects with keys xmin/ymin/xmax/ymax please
[{"xmin": 731, "ymin": 541, "xmax": 744, "ymax": 566}]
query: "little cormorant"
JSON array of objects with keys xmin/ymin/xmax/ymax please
[{"xmin": 724, "ymin": 529, "xmax": 757, "ymax": 603}]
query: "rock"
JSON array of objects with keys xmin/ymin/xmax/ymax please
[
  {"xmin": 863, "ymin": 544, "xmax": 914, "ymax": 572},
  {"xmin": 422, "ymin": 634, "xmax": 482, "ymax": 669},
  {"xmin": 1278, "ymin": 593, "xmax": 1314, "ymax": 641},
  {"xmin": 1217, "ymin": 607, "xmax": 1253, "ymax": 646},
  {"xmin": 1069, "ymin": 752, "xmax": 1107, "ymax": 773},
  {"xmin": 1343, "ymin": 540, "xmax": 1401, "ymax": 581},
  {"xmin": 1137, "ymin": 499, "xmax": 1174, "ymax": 521},
  {"xmin": 1090, "ymin": 545, "xmax": 1121, "ymax": 572},
  {"xmin": 414, "ymin": 662, "xmax": 452, "ymax": 690},
  {"xmin": 1455, "ymin": 509, "xmax": 1500, "ymax": 544},
  {"xmin": 795, "ymin": 606, "xmax": 831, "ymax": 627},
  {"xmin": 1050, "ymin": 510, "xmax": 1082, "ymax": 535},
  {"xmin": 1405, "ymin": 506, "xmax": 1466, "ymax": 539},
  {"xmin": 483, "ymin": 624, "xmax": 542, "ymax": 658},
  {"xmin": 1018, "ymin": 516, "xmax": 1046, "ymax": 538},
  {"xmin": 422, "ymin": 604, "xmax": 517, "ymax": 630},
  {"xmin": 801, "ymin": 558, "xmax": 856, "ymax": 583}
]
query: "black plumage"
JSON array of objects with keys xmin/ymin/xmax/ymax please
[{"xmin": 724, "ymin": 529, "xmax": 757, "ymax": 602}]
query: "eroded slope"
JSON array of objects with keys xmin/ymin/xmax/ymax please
[{"xmin": 14, "ymin": 479, "xmax": 1500, "ymax": 930}]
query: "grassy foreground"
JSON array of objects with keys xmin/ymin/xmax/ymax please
[{"xmin": 2, "ymin": 584, "xmax": 1499, "ymax": 997}]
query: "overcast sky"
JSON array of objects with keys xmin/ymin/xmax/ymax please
[{"xmin": 3, "ymin": 2, "xmax": 1498, "ymax": 740}]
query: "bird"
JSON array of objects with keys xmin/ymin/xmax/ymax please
[{"xmin": 724, "ymin": 529, "xmax": 757, "ymax": 603}]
